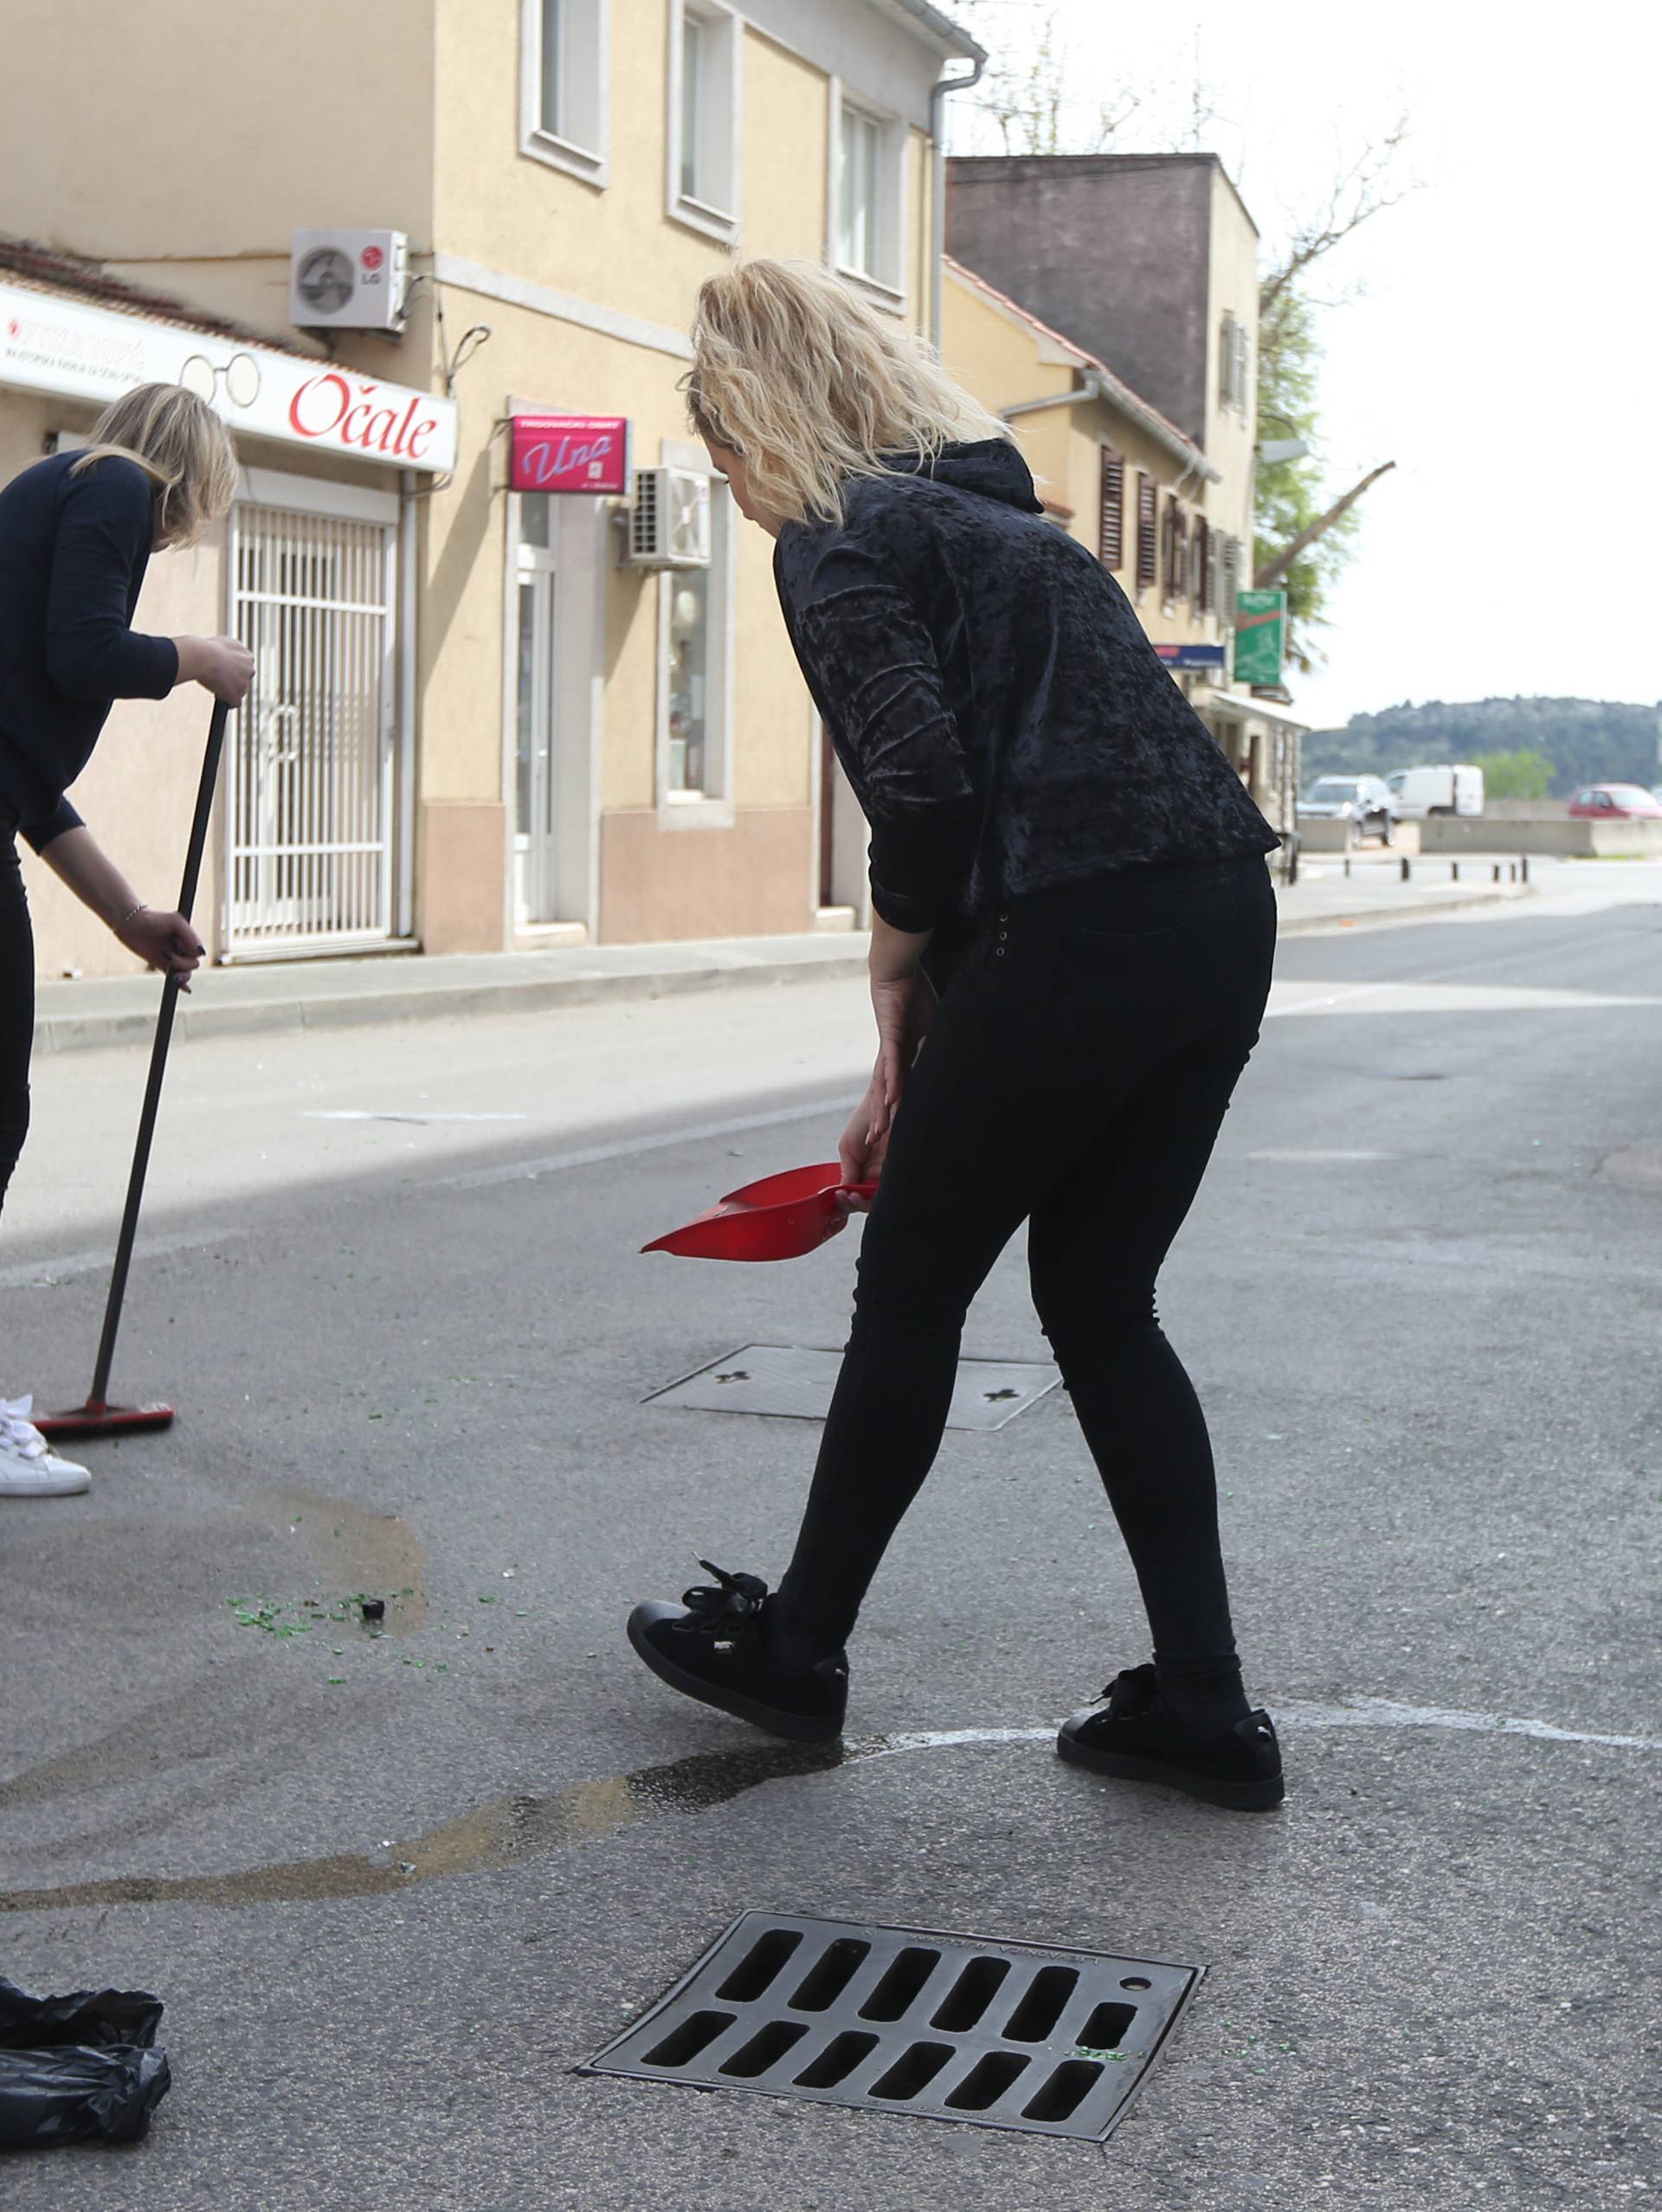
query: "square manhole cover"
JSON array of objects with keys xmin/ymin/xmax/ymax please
[
  {"xmin": 644, "ymin": 1345, "xmax": 1059, "ymax": 1432},
  {"xmin": 581, "ymin": 1912, "xmax": 1199, "ymax": 2139}
]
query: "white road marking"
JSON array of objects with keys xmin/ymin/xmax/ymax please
[
  {"xmin": 853, "ymin": 1699, "xmax": 1659, "ymax": 1763},
  {"xmin": 1248, "ymin": 1149, "xmax": 1393, "ymax": 1163},
  {"xmin": 435, "ymin": 1095, "xmax": 860, "ymax": 1192},
  {"xmin": 0, "ymin": 1224, "xmax": 242, "ymax": 1292},
  {"xmin": 302, "ymin": 1111, "xmax": 530, "ymax": 1124}
]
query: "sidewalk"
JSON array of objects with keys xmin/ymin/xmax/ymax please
[{"xmin": 31, "ymin": 864, "xmax": 1533, "ymax": 1054}]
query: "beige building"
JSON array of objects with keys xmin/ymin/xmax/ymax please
[
  {"xmin": 0, "ymin": 0, "xmax": 984, "ymax": 977},
  {"xmin": 945, "ymin": 154, "xmax": 1305, "ymax": 841}
]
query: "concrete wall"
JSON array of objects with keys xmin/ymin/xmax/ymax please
[
  {"xmin": 1298, "ymin": 819, "xmax": 1421, "ymax": 854},
  {"xmin": 947, "ymin": 155, "xmax": 1221, "ymax": 443},
  {"xmin": 1421, "ymin": 816, "xmax": 1662, "ymax": 857}
]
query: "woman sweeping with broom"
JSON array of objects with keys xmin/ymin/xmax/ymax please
[
  {"xmin": 628, "ymin": 260, "xmax": 1286, "ymax": 1809},
  {"xmin": 0, "ymin": 384, "xmax": 250, "ymax": 1501}
]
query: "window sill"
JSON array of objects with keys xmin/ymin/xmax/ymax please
[
  {"xmin": 658, "ymin": 790, "xmax": 735, "ymax": 830},
  {"xmin": 667, "ymin": 195, "xmax": 739, "ymax": 245},
  {"xmin": 836, "ymin": 262, "xmax": 906, "ymax": 317},
  {"xmin": 521, "ymin": 128, "xmax": 608, "ymax": 189}
]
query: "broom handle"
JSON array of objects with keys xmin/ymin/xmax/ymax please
[{"xmin": 87, "ymin": 701, "xmax": 229, "ymax": 1409}]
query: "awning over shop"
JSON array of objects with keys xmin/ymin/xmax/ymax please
[{"xmin": 1202, "ymin": 687, "xmax": 1311, "ymax": 733}]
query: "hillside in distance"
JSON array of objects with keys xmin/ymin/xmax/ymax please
[{"xmin": 1302, "ymin": 697, "xmax": 1659, "ymax": 795}]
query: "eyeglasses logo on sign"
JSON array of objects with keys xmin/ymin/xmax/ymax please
[
  {"xmin": 510, "ymin": 414, "xmax": 631, "ymax": 495},
  {"xmin": 287, "ymin": 371, "xmax": 443, "ymax": 464}
]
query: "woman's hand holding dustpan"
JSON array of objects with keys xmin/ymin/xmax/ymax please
[{"xmin": 641, "ymin": 1164, "xmax": 879, "ymax": 1262}]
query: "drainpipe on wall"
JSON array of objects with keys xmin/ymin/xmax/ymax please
[
  {"xmin": 397, "ymin": 471, "xmax": 418, "ymax": 943},
  {"xmin": 929, "ymin": 52, "xmax": 985, "ymax": 354}
]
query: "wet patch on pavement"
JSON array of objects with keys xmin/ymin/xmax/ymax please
[{"xmin": 1, "ymin": 1698, "xmax": 1653, "ymax": 1919}]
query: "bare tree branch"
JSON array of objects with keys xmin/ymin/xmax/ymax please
[
  {"xmin": 1255, "ymin": 462, "xmax": 1396, "ymax": 589},
  {"xmin": 1259, "ymin": 117, "xmax": 1414, "ymax": 315}
]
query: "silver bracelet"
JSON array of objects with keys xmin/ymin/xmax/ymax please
[{"xmin": 114, "ymin": 900, "xmax": 149, "ymax": 931}]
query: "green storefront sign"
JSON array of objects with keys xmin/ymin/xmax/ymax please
[{"xmin": 1234, "ymin": 588, "xmax": 1287, "ymax": 687}]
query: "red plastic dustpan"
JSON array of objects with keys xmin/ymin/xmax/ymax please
[{"xmin": 643, "ymin": 1163, "xmax": 879, "ymax": 1262}]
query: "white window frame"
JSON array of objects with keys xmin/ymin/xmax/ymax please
[
  {"xmin": 667, "ymin": 0, "xmax": 741, "ymax": 243},
  {"xmin": 654, "ymin": 437, "xmax": 735, "ymax": 829},
  {"xmin": 519, "ymin": 0, "xmax": 609, "ymax": 189},
  {"xmin": 828, "ymin": 79, "xmax": 906, "ymax": 314}
]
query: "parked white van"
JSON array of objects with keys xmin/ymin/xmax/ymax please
[{"xmin": 1384, "ymin": 764, "xmax": 1485, "ymax": 818}]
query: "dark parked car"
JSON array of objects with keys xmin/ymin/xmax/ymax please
[{"xmin": 1298, "ymin": 774, "xmax": 1395, "ymax": 844}]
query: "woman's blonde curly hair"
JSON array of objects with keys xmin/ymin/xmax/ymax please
[
  {"xmin": 71, "ymin": 383, "xmax": 239, "ymax": 547},
  {"xmin": 685, "ymin": 257, "xmax": 1008, "ymax": 526}
]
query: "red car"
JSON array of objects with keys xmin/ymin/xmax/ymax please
[{"xmin": 1568, "ymin": 784, "xmax": 1662, "ymax": 819}]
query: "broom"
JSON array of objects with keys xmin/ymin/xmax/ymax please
[{"xmin": 35, "ymin": 700, "xmax": 229, "ymax": 1441}]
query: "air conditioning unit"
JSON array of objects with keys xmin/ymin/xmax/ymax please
[
  {"xmin": 622, "ymin": 467, "xmax": 711, "ymax": 568},
  {"xmin": 288, "ymin": 229, "xmax": 409, "ymax": 332}
]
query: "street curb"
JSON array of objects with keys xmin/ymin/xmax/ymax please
[
  {"xmin": 31, "ymin": 947, "xmax": 874, "ymax": 1056},
  {"xmin": 1275, "ymin": 884, "xmax": 1535, "ymax": 938},
  {"xmin": 31, "ymin": 886, "xmax": 1535, "ymax": 1055}
]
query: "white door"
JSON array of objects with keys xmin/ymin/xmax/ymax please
[
  {"xmin": 514, "ymin": 545, "xmax": 559, "ymax": 925},
  {"xmin": 226, "ymin": 498, "xmax": 397, "ymax": 957}
]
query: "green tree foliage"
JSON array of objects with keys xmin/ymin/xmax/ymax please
[
  {"xmin": 1471, "ymin": 749, "xmax": 1555, "ymax": 800},
  {"xmin": 1253, "ymin": 287, "xmax": 1359, "ymax": 673},
  {"xmin": 1304, "ymin": 699, "xmax": 1661, "ymax": 796}
]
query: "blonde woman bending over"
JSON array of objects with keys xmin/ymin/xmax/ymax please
[
  {"xmin": 628, "ymin": 260, "xmax": 1286, "ymax": 1811},
  {"xmin": 0, "ymin": 384, "xmax": 252, "ymax": 1499}
]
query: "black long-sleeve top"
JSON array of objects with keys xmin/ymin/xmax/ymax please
[
  {"xmin": 0, "ymin": 450, "xmax": 179, "ymax": 850},
  {"xmin": 773, "ymin": 439, "xmax": 1278, "ymax": 941}
]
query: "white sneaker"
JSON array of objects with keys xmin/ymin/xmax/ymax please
[{"xmin": 0, "ymin": 1395, "xmax": 91, "ymax": 1497}]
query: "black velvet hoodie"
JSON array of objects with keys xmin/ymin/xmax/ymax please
[{"xmin": 773, "ymin": 439, "xmax": 1278, "ymax": 942}]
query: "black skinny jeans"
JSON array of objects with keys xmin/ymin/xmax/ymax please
[
  {"xmin": 0, "ymin": 808, "xmax": 32, "ymax": 1228},
  {"xmin": 775, "ymin": 855, "xmax": 1277, "ymax": 1674}
]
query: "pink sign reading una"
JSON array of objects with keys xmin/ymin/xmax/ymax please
[{"xmin": 511, "ymin": 413, "xmax": 630, "ymax": 494}]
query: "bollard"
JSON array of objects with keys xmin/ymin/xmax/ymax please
[
  {"xmin": 1400, "ymin": 855, "xmax": 1411, "ymax": 882},
  {"xmin": 1521, "ymin": 854, "xmax": 1530, "ymax": 884},
  {"xmin": 1343, "ymin": 853, "xmax": 1351, "ymax": 878},
  {"xmin": 1452, "ymin": 861, "xmax": 1460, "ymax": 882},
  {"xmin": 1493, "ymin": 863, "xmax": 1501, "ymax": 883}
]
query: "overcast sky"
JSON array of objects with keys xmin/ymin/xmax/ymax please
[{"xmin": 949, "ymin": 0, "xmax": 1659, "ymax": 731}]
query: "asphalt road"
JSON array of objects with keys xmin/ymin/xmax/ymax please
[{"xmin": 3, "ymin": 870, "xmax": 1659, "ymax": 2210}]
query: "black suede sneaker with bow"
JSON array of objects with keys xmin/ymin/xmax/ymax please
[
  {"xmin": 1058, "ymin": 1663, "xmax": 1284, "ymax": 1810},
  {"xmin": 627, "ymin": 1562, "xmax": 849, "ymax": 1743}
]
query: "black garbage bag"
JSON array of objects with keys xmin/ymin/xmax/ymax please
[{"xmin": 0, "ymin": 1978, "xmax": 171, "ymax": 2148}]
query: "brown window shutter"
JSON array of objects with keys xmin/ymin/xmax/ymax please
[
  {"xmin": 1205, "ymin": 523, "xmax": 1221, "ymax": 616},
  {"xmin": 1136, "ymin": 474, "xmax": 1157, "ymax": 590},
  {"xmin": 1193, "ymin": 518, "xmax": 1209, "ymax": 609},
  {"xmin": 1098, "ymin": 451, "xmax": 1124, "ymax": 570},
  {"xmin": 1221, "ymin": 535, "xmax": 1240, "ymax": 625},
  {"xmin": 1168, "ymin": 503, "xmax": 1187, "ymax": 599}
]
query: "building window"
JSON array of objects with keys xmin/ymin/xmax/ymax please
[
  {"xmin": 1163, "ymin": 499, "xmax": 1188, "ymax": 604},
  {"xmin": 1219, "ymin": 312, "xmax": 1251, "ymax": 411},
  {"xmin": 1190, "ymin": 517, "xmax": 1209, "ymax": 612},
  {"xmin": 1135, "ymin": 473, "xmax": 1157, "ymax": 593},
  {"xmin": 841, "ymin": 107, "xmax": 880, "ymax": 274},
  {"xmin": 667, "ymin": 570, "xmax": 710, "ymax": 793},
  {"xmin": 832, "ymin": 86, "xmax": 904, "ymax": 304},
  {"xmin": 521, "ymin": 0, "xmax": 608, "ymax": 186},
  {"xmin": 668, "ymin": 0, "xmax": 739, "ymax": 240},
  {"xmin": 1098, "ymin": 451, "xmax": 1124, "ymax": 571},
  {"xmin": 658, "ymin": 447, "xmax": 733, "ymax": 821},
  {"xmin": 680, "ymin": 15, "xmax": 701, "ymax": 198}
]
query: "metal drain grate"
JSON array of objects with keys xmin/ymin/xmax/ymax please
[
  {"xmin": 581, "ymin": 1912, "xmax": 1200, "ymax": 2138},
  {"xmin": 644, "ymin": 1345, "xmax": 1060, "ymax": 1433}
]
